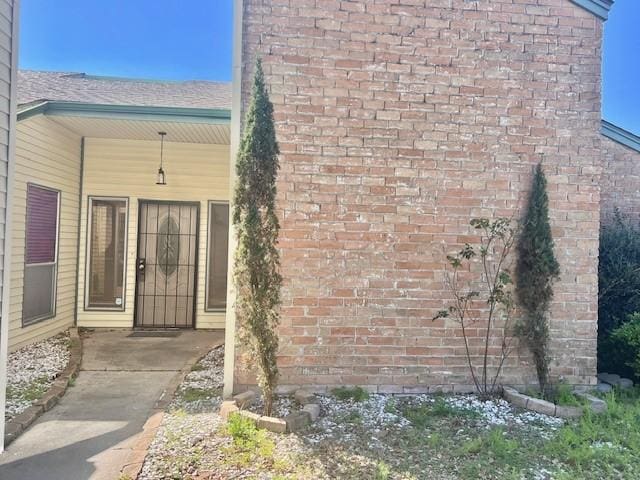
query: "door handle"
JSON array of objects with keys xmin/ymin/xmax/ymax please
[{"xmin": 137, "ymin": 258, "xmax": 146, "ymax": 274}]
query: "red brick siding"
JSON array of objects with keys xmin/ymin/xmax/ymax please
[
  {"xmin": 237, "ymin": 0, "xmax": 602, "ymax": 392},
  {"xmin": 601, "ymin": 136, "xmax": 640, "ymax": 224}
]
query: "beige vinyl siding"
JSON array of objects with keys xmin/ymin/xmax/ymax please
[
  {"xmin": 9, "ymin": 116, "xmax": 82, "ymax": 349},
  {"xmin": 77, "ymin": 137, "xmax": 229, "ymax": 329}
]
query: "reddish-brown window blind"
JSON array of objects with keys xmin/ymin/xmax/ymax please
[{"xmin": 26, "ymin": 184, "xmax": 59, "ymax": 264}]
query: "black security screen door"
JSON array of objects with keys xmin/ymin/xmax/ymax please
[{"xmin": 135, "ymin": 201, "xmax": 199, "ymax": 328}]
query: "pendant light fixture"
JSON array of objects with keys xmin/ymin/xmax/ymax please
[{"xmin": 156, "ymin": 131, "xmax": 167, "ymax": 185}]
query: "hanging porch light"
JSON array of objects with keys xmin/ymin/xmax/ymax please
[{"xmin": 156, "ymin": 131, "xmax": 167, "ymax": 185}]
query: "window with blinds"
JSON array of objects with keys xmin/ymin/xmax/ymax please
[
  {"xmin": 86, "ymin": 197, "xmax": 128, "ymax": 310},
  {"xmin": 205, "ymin": 202, "xmax": 229, "ymax": 311},
  {"xmin": 23, "ymin": 184, "xmax": 60, "ymax": 325}
]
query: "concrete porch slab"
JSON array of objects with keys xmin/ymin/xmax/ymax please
[{"xmin": 81, "ymin": 329, "xmax": 222, "ymax": 371}]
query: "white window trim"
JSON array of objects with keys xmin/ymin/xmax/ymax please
[
  {"xmin": 205, "ymin": 200, "xmax": 229, "ymax": 312},
  {"xmin": 84, "ymin": 196, "xmax": 129, "ymax": 311}
]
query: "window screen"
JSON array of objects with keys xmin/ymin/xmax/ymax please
[
  {"xmin": 23, "ymin": 184, "xmax": 60, "ymax": 325},
  {"xmin": 86, "ymin": 198, "xmax": 128, "ymax": 309},
  {"xmin": 206, "ymin": 202, "xmax": 229, "ymax": 310}
]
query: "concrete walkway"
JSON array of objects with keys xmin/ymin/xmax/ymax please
[{"xmin": 0, "ymin": 329, "xmax": 224, "ymax": 480}]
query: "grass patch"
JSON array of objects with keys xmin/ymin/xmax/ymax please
[
  {"xmin": 555, "ymin": 384, "xmax": 582, "ymax": 407},
  {"xmin": 543, "ymin": 390, "xmax": 640, "ymax": 478},
  {"xmin": 401, "ymin": 397, "xmax": 479, "ymax": 428},
  {"xmin": 180, "ymin": 387, "xmax": 220, "ymax": 402},
  {"xmin": 458, "ymin": 428, "xmax": 519, "ymax": 461},
  {"xmin": 525, "ymin": 383, "xmax": 583, "ymax": 407},
  {"xmin": 336, "ymin": 409, "xmax": 363, "ymax": 425},
  {"xmin": 6, "ymin": 376, "xmax": 50, "ymax": 402},
  {"xmin": 374, "ymin": 461, "xmax": 391, "ymax": 480},
  {"xmin": 221, "ymin": 413, "xmax": 287, "ymax": 470},
  {"xmin": 190, "ymin": 363, "xmax": 206, "ymax": 372},
  {"xmin": 332, "ymin": 386, "xmax": 370, "ymax": 402},
  {"xmin": 383, "ymin": 397, "xmax": 397, "ymax": 414},
  {"xmin": 456, "ymin": 428, "xmax": 525, "ymax": 479}
]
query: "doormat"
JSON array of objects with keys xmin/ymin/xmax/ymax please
[{"xmin": 128, "ymin": 331, "xmax": 182, "ymax": 338}]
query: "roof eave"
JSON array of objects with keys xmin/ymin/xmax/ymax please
[
  {"xmin": 602, "ymin": 120, "xmax": 640, "ymax": 153},
  {"xmin": 17, "ymin": 101, "xmax": 231, "ymax": 124},
  {"xmin": 570, "ymin": 0, "xmax": 614, "ymax": 21}
]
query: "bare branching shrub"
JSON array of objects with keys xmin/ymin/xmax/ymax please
[{"xmin": 435, "ymin": 218, "xmax": 517, "ymax": 398}]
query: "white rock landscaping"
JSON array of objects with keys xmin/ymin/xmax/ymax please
[
  {"xmin": 140, "ymin": 345, "xmax": 597, "ymax": 479},
  {"xmin": 5, "ymin": 332, "xmax": 71, "ymax": 421}
]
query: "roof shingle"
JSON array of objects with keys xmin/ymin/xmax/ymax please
[{"xmin": 18, "ymin": 70, "xmax": 231, "ymax": 110}]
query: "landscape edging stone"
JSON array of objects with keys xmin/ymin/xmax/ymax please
[
  {"xmin": 502, "ymin": 386, "xmax": 606, "ymax": 419},
  {"xmin": 223, "ymin": 388, "xmax": 319, "ymax": 433}
]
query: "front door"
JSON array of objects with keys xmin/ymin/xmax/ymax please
[{"xmin": 135, "ymin": 201, "xmax": 199, "ymax": 328}]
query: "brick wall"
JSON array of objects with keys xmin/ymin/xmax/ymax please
[
  {"xmin": 601, "ymin": 136, "xmax": 640, "ymax": 224},
  {"xmin": 237, "ymin": 0, "xmax": 603, "ymax": 392}
]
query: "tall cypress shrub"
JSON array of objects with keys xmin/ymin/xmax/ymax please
[
  {"xmin": 516, "ymin": 163, "xmax": 560, "ymax": 394},
  {"xmin": 233, "ymin": 59, "xmax": 282, "ymax": 416}
]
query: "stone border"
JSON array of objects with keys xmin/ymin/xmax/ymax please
[
  {"xmin": 502, "ymin": 386, "xmax": 606, "ymax": 419},
  {"xmin": 598, "ymin": 372, "xmax": 634, "ymax": 390},
  {"xmin": 220, "ymin": 389, "xmax": 320, "ymax": 434},
  {"xmin": 4, "ymin": 328, "xmax": 83, "ymax": 446}
]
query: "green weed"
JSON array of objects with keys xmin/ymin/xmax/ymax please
[
  {"xmin": 402, "ymin": 397, "xmax": 479, "ymax": 428},
  {"xmin": 384, "ymin": 397, "xmax": 397, "ymax": 414},
  {"xmin": 337, "ymin": 409, "xmax": 363, "ymax": 425},
  {"xmin": 332, "ymin": 386, "xmax": 370, "ymax": 402},
  {"xmin": 180, "ymin": 387, "xmax": 220, "ymax": 402},
  {"xmin": 544, "ymin": 390, "xmax": 640, "ymax": 478},
  {"xmin": 555, "ymin": 384, "xmax": 582, "ymax": 407},
  {"xmin": 374, "ymin": 461, "xmax": 391, "ymax": 480},
  {"xmin": 6, "ymin": 376, "xmax": 50, "ymax": 402},
  {"xmin": 225, "ymin": 413, "xmax": 276, "ymax": 459}
]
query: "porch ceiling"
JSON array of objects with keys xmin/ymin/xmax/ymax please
[
  {"xmin": 17, "ymin": 101, "xmax": 231, "ymax": 145},
  {"xmin": 49, "ymin": 115, "xmax": 230, "ymax": 145}
]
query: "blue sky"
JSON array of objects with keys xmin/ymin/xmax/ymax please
[
  {"xmin": 19, "ymin": 0, "xmax": 233, "ymax": 81},
  {"xmin": 603, "ymin": 0, "xmax": 640, "ymax": 135},
  {"xmin": 18, "ymin": 0, "xmax": 639, "ymax": 134}
]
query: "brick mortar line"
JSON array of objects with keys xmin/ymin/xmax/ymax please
[
  {"xmin": 80, "ymin": 369, "xmax": 183, "ymax": 373},
  {"xmin": 4, "ymin": 327, "xmax": 83, "ymax": 447}
]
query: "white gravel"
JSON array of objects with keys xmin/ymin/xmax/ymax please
[
  {"xmin": 248, "ymin": 394, "xmax": 296, "ymax": 418},
  {"xmin": 305, "ymin": 394, "xmax": 408, "ymax": 444},
  {"xmin": 304, "ymin": 393, "xmax": 564, "ymax": 445},
  {"xmin": 5, "ymin": 331, "xmax": 70, "ymax": 421},
  {"xmin": 179, "ymin": 345, "xmax": 225, "ymax": 392},
  {"xmin": 442, "ymin": 394, "xmax": 565, "ymax": 429},
  {"xmin": 172, "ymin": 345, "xmax": 224, "ymax": 411},
  {"xmin": 141, "ymin": 347, "xmax": 568, "ymax": 479},
  {"xmin": 140, "ymin": 345, "xmax": 226, "ymax": 479}
]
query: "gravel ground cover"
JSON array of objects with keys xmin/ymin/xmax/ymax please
[
  {"xmin": 5, "ymin": 331, "xmax": 70, "ymax": 421},
  {"xmin": 247, "ymin": 395, "xmax": 296, "ymax": 418},
  {"xmin": 172, "ymin": 345, "xmax": 225, "ymax": 411},
  {"xmin": 140, "ymin": 347, "xmax": 640, "ymax": 480}
]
